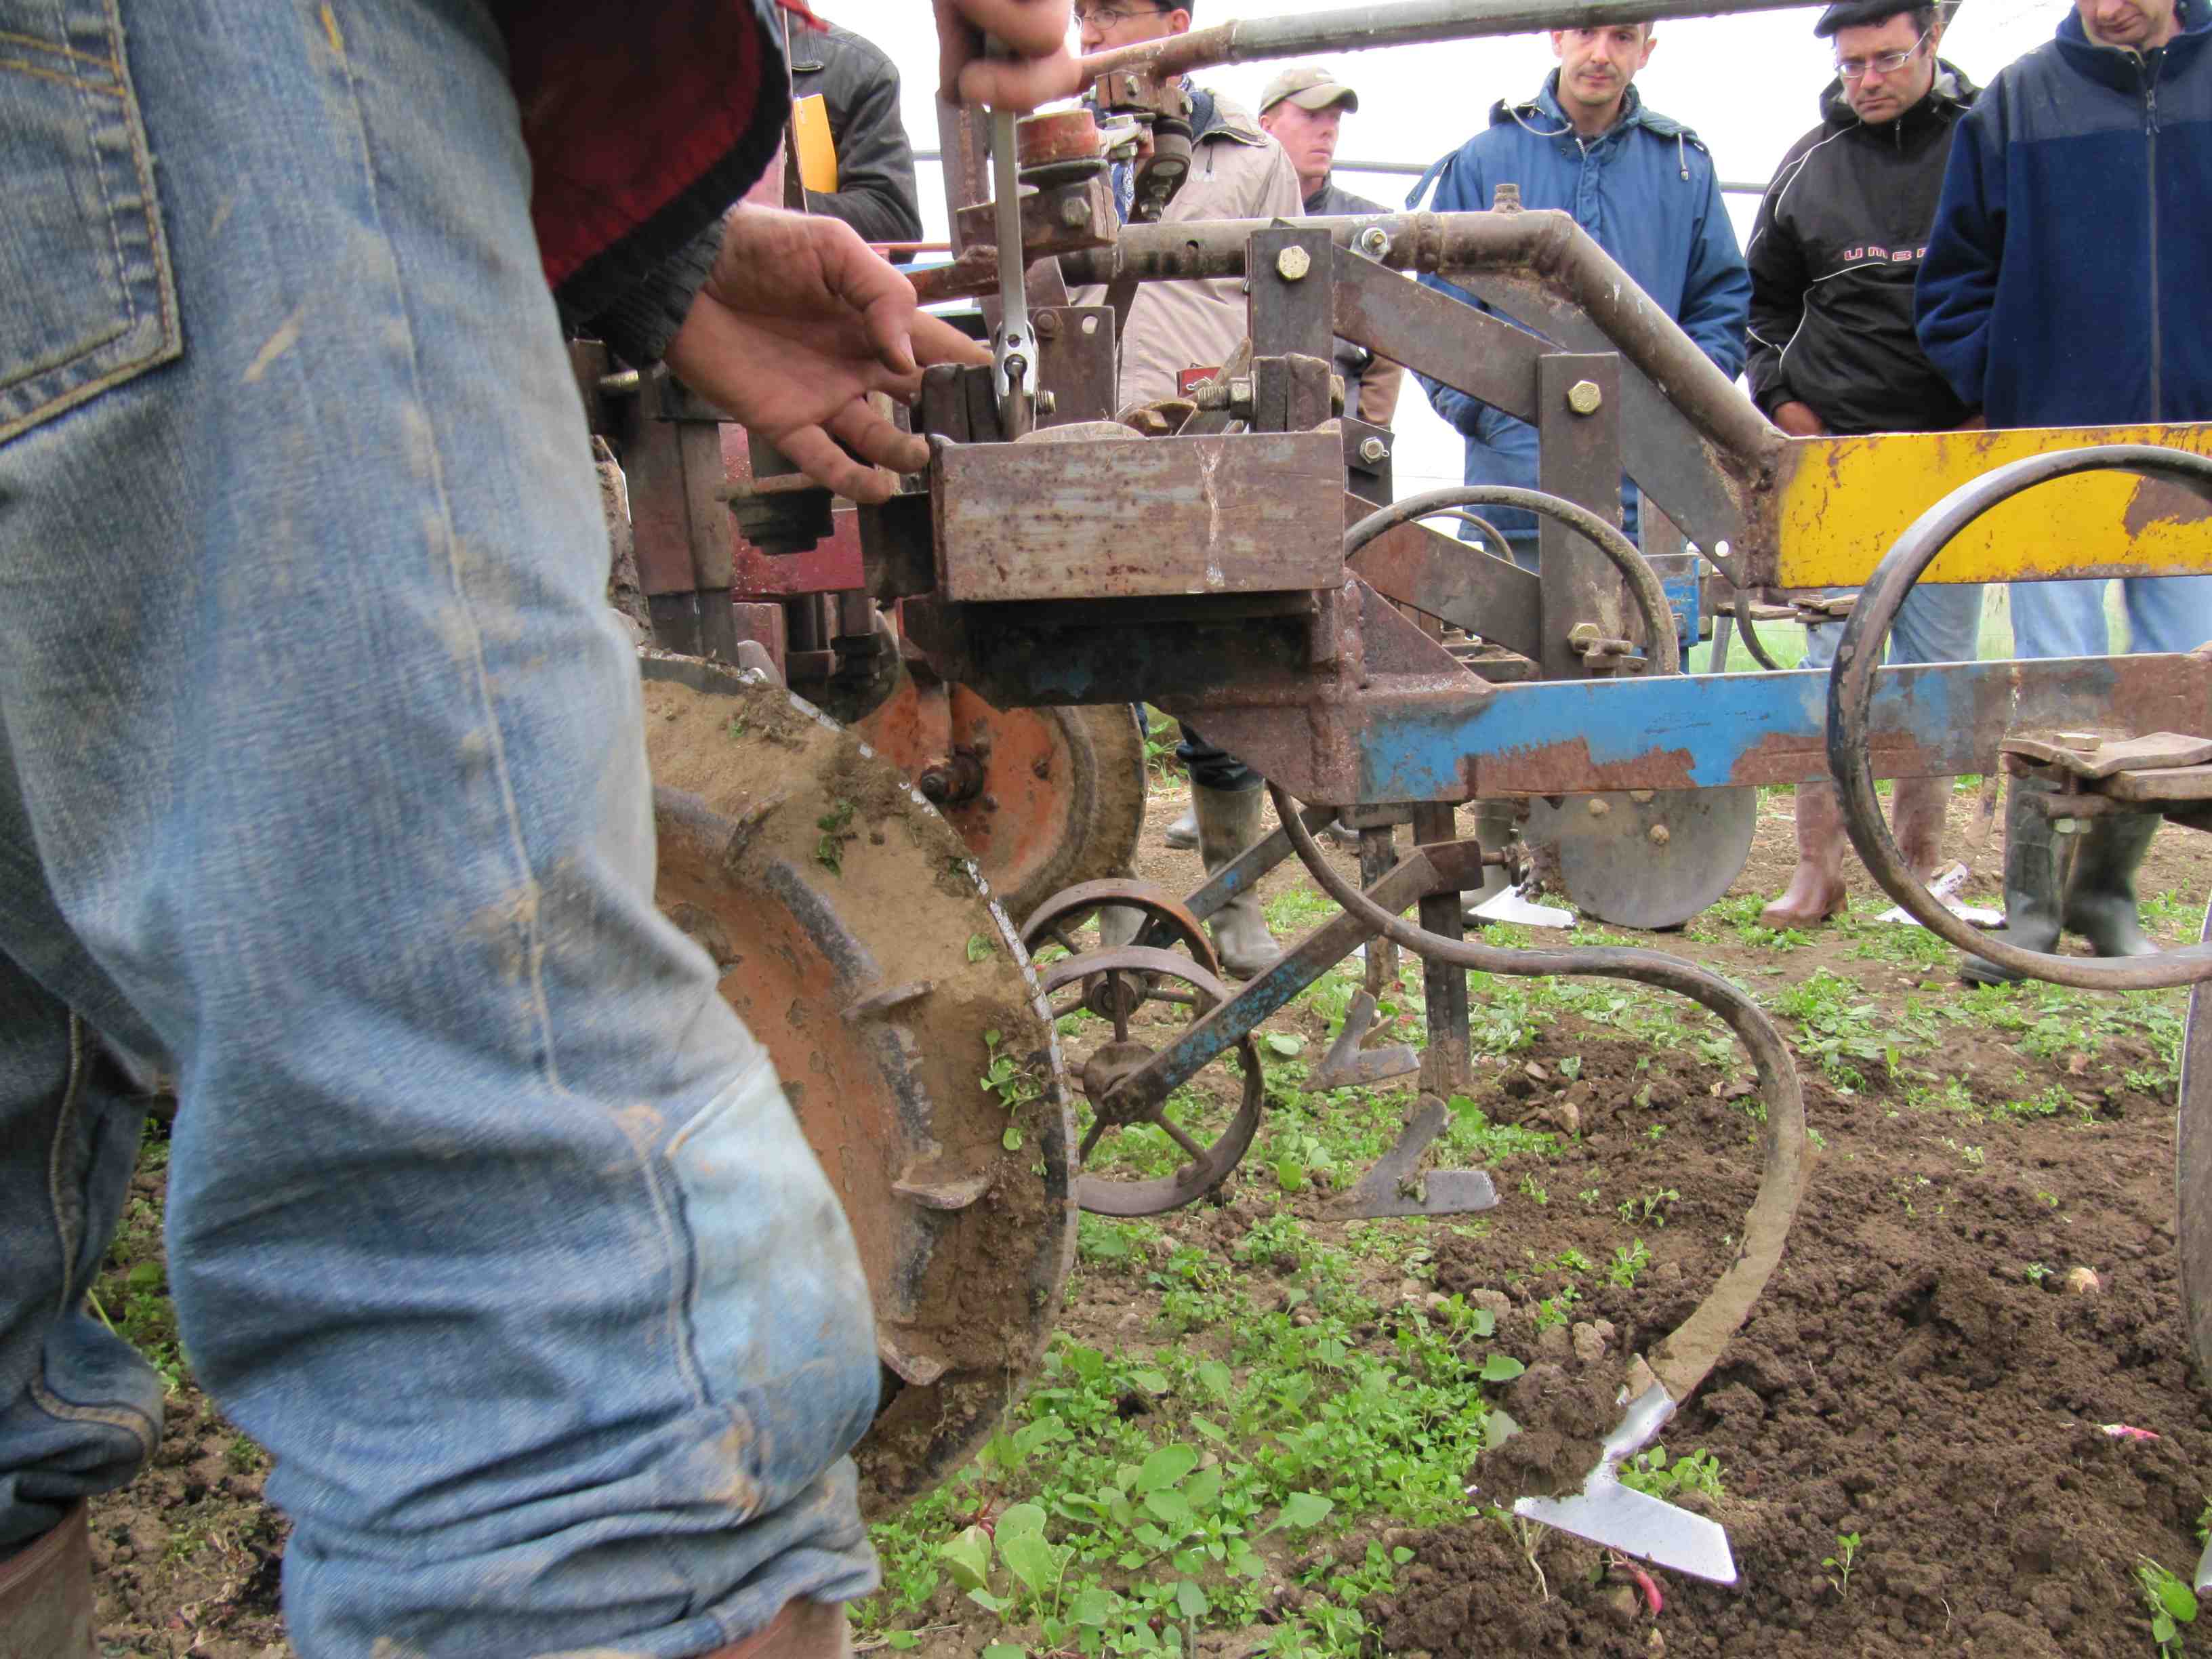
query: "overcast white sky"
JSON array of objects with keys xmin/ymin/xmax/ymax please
[{"xmin": 835, "ymin": 0, "xmax": 2077, "ymax": 490}]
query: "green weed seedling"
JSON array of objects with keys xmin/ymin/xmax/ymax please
[
  {"xmin": 1620, "ymin": 1445, "xmax": 1723, "ymax": 1504},
  {"xmin": 1618, "ymin": 1189, "xmax": 1680, "ymax": 1227},
  {"xmin": 815, "ymin": 800, "xmax": 857, "ymax": 874},
  {"xmin": 981, "ymin": 1029, "xmax": 1044, "ymax": 1151},
  {"xmin": 1606, "ymin": 1240, "xmax": 1652, "ymax": 1290},
  {"xmin": 1823, "ymin": 1531, "xmax": 1861, "ymax": 1597},
  {"xmin": 2139, "ymin": 1555, "xmax": 2198, "ymax": 1656}
]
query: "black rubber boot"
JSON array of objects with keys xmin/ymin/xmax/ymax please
[
  {"xmin": 1960, "ymin": 776, "xmax": 2065, "ymax": 986},
  {"xmin": 2062, "ymin": 810, "xmax": 2161, "ymax": 958}
]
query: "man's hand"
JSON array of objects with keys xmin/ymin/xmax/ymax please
[
  {"xmin": 935, "ymin": 0, "xmax": 1084, "ymax": 108},
  {"xmin": 665, "ymin": 207, "xmax": 987, "ymax": 503},
  {"xmin": 1771, "ymin": 400, "xmax": 1826, "ymax": 438}
]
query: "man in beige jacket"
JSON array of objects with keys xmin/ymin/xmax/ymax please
[
  {"xmin": 1078, "ymin": 3, "xmax": 1303, "ymax": 407},
  {"xmin": 1073, "ymin": 1, "xmax": 1303, "ymax": 977}
]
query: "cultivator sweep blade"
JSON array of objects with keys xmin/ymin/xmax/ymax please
[
  {"xmin": 1511, "ymin": 1384, "xmax": 1738, "ymax": 1584},
  {"xmin": 640, "ymin": 651, "xmax": 1077, "ymax": 1511}
]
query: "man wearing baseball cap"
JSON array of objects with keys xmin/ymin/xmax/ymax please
[
  {"xmin": 1746, "ymin": 0, "xmax": 1985, "ymax": 930},
  {"xmin": 1257, "ymin": 66, "xmax": 1404, "ymax": 426}
]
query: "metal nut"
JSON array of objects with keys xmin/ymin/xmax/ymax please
[
  {"xmin": 1629, "ymin": 788, "xmax": 1655, "ymax": 804},
  {"xmin": 1567, "ymin": 379, "xmax": 1603, "ymax": 416},
  {"xmin": 1227, "ymin": 375, "xmax": 1255, "ymax": 409},
  {"xmin": 1359, "ymin": 436, "xmax": 1389, "ymax": 464},
  {"xmin": 1275, "ymin": 245, "xmax": 1312, "ymax": 281},
  {"xmin": 1035, "ymin": 390, "xmax": 1057, "ymax": 415},
  {"xmin": 1586, "ymin": 797, "xmax": 1610, "ymax": 818},
  {"xmin": 1647, "ymin": 823, "xmax": 1671, "ymax": 846},
  {"xmin": 1059, "ymin": 197, "xmax": 1090, "ymax": 228},
  {"xmin": 1356, "ymin": 226, "xmax": 1391, "ymax": 259}
]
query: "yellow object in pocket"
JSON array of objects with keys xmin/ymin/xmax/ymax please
[{"xmin": 792, "ymin": 94, "xmax": 838, "ymax": 194}]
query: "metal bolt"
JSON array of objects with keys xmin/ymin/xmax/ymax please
[
  {"xmin": 1493, "ymin": 181, "xmax": 1522, "ymax": 212},
  {"xmin": 1356, "ymin": 226, "xmax": 1391, "ymax": 259},
  {"xmin": 1035, "ymin": 311, "xmax": 1061, "ymax": 338},
  {"xmin": 2053, "ymin": 816, "xmax": 2083, "ymax": 835},
  {"xmin": 1275, "ymin": 245, "xmax": 1312, "ymax": 281},
  {"xmin": 1059, "ymin": 197, "xmax": 1090, "ymax": 228},
  {"xmin": 1586, "ymin": 797, "xmax": 1610, "ymax": 818},
  {"xmin": 1629, "ymin": 788, "xmax": 1655, "ymax": 804},
  {"xmin": 1647, "ymin": 823, "xmax": 1671, "ymax": 846},
  {"xmin": 1567, "ymin": 380, "xmax": 1603, "ymax": 416},
  {"xmin": 1568, "ymin": 622, "xmax": 1601, "ymax": 649},
  {"xmin": 1359, "ymin": 436, "xmax": 1389, "ymax": 464},
  {"xmin": 1035, "ymin": 390, "xmax": 1057, "ymax": 415}
]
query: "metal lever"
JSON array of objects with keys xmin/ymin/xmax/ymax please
[{"xmin": 986, "ymin": 44, "xmax": 1031, "ymax": 437}]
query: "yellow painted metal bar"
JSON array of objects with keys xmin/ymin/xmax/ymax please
[{"xmin": 1768, "ymin": 422, "xmax": 2212, "ymax": 588}]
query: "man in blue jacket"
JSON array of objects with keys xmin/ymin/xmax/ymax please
[
  {"xmin": 1916, "ymin": 0, "xmax": 2212, "ymax": 981},
  {"xmin": 1410, "ymin": 24, "xmax": 1751, "ymax": 568}
]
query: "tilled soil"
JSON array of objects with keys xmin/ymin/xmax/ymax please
[{"xmin": 86, "ymin": 781, "xmax": 2212, "ymax": 1656}]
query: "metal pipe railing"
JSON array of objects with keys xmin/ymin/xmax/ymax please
[
  {"xmin": 1075, "ymin": 0, "xmax": 1820, "ymax": 79},
  {"xmin": 914, "ymin": 149, "xmax": 1774, "ymax": 196}
]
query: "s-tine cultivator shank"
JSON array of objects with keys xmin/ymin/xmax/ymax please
[{"xmin": 605, "ymin": 0, "xmax": 2212, "ymax": 1582}]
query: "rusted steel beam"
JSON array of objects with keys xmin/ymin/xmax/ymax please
[
  {"xmin": 1353, "ymin": 653, "xmax": 2212, "ymax": 802},
  {"xmin": 1349, "ymin": 514, "xmax": 1542, "ymax": 660},
  {"xmin": 930, "ymin": 428, "xmax": 1345, "ymax": 602},
  {"xmin": 1077, "ymin": 0, "xmax": 1827, "ymax": 81},
  {"xmin": 1329, "ymin": 244, "xmax": 1544, "ymax": 419}
]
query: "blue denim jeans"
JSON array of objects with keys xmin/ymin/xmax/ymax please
[
  {"xmin": 2008, "ymin": 576, "xmax": 2212, "ymax": 661},
  {"xmin": 1800, "ymin": 582, "xmax": 1986, "ymax": 672},
  {"xmin": 0, "ymin": 4, "xmax": 880, "ymax": 1655}
]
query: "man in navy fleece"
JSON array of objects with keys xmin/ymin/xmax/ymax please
[{"xmin": 1917, "ymin": 0, "xmax": 2212, "ymax": 981}]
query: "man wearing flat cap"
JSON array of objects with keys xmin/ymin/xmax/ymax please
[
  {"xmin": 1746, "ymin": 0, "xmax": 1984, "ymax": 931},
  {"xmin": 1258, "ymin": 66, "xmax": 1404, "ymax": 426}
]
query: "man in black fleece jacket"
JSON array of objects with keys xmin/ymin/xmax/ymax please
[{"xmin": 1745, "ymin": 0, "xmax": 1986, "ymax": 930}]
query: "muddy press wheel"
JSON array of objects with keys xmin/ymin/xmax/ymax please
[
  {"xmin": 639, "ymin": 651, "xmax": 1076, "ymax": 1511},
  {"xmin": 1035, "ymin": 946, "xmax": 1265, "ymax": 1216},
  {"xmin": 854, "ymin": 670, "xmax": 1148, "ymax": 924}
]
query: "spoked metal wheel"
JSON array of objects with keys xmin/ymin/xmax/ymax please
[
  {"xmin": 1036, "ymin": 945, "xmax": 1264, "ymax": 1216},
  {"xmin": 1020, "ymin": 876, "xmax": 1220, "ymax": 978}
]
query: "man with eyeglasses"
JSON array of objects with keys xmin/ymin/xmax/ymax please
[
  {"xmin": 1075, "ymin": 0, "xmax": 1303, "ymax": 979},
  {"xmin": 1917, "ymin": 0, "xmax": 2212, "ymax": 981},
  {"xmin": 1745, "ymin": 0, "xmax": 1985, "ymax": 930}
]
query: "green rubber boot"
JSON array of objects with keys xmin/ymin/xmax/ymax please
[
  {"xmin": 2062, "ymin": 810, "xmax": 2161, "ymax": 958},
  {"xmin": 1960, "ymin": 777, "xmax": 2066, "ymax": 987}
]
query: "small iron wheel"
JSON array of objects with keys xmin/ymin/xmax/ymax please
[{"xmin": 1037, "ymin": 945, "xmax": 1263, "ymax": 1216}]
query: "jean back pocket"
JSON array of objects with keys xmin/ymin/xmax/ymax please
[{"xmin": 0, "ymin": 0, "xmax": 179, "ymax": 445}]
